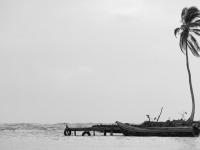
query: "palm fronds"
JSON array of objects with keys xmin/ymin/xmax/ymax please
[
  {"xmin": 175, "ymin": 6, "xmax": 200, "ymax": 57},
  {"xmin": 183, "ymin": 7, "xmax": 200, "ymax": 24},
  {"xmin": 174, "ymin": 28, "xmax": 181, "ymax": 37}
]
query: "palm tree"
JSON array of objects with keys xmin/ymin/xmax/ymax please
[{"xmin": 174, "ymin": 6, "xmax": 200, "ymax": 124}]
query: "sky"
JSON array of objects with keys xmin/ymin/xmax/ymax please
[{"xmin": 1, "ymin": 0, "xmax": 200, "ymax": 123}]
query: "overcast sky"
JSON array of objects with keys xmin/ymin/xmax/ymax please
[{"xmin": 1, "ymin": 0, "xmax": 200, "ymax": 123}]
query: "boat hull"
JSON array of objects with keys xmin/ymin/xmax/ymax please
[{"xmin": 116, "ymin": 121, "xmax": 199, "ymax": 137}]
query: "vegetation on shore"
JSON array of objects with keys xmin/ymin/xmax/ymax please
[{"xmin": 139, "ymin": 120, "xmax": 191, "ymax": 127}]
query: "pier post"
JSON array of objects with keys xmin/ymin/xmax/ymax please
[
  {"xmin": 104, "ymin": 131, "xmax": 106, "ymax": 136},
  {"xmin": 74, "ymin": 131, "xmax": 76, "ymax": 136}
]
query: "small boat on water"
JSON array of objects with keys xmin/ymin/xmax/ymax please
[{"xmin": 116, "ymin": 121, "xmax": 200, "ymax": 137}]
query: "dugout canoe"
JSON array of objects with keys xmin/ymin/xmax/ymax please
[{"xmin": 116, "ymin": 121, "xmax": 199, "ymax": 137}]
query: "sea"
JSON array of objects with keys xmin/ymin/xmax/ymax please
[{"xmin": 0, "ymin": 123, "xmax": 200, "ymax": 150}]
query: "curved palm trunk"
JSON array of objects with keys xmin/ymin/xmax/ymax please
[{"xmin": 185, "ymin": 47, "xmax": 195, "ymax": 124}]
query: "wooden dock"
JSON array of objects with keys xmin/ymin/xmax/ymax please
[
  {"xmin": 64, "ymin": 124, "xmax": 122, "ymax": 136},
  {"xmin": 64, "ymin": 122, "xmax": 200, "ymax": 137}
]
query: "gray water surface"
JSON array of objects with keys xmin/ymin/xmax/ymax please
[{"xmin": 0, "ymin": 123, "xmax": 200, "ymax": 150}]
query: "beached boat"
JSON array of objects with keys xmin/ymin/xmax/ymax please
[{"xmin": 116, "ymin": 121, "xmax": 199, "ymax": 137}]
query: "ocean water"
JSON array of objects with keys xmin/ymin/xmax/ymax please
[{"xmin": 0, "ymin": 123, "xmax": 200, "ymax": 150}]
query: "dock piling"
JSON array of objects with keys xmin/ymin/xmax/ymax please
[{"xmin": 104, "ymin": 131, "xmax": 107, "ymax": 136}]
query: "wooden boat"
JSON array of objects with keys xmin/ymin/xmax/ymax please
[{"xmin": 116, "ymin": 121, "xmax": 199, "ymax": 137}]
